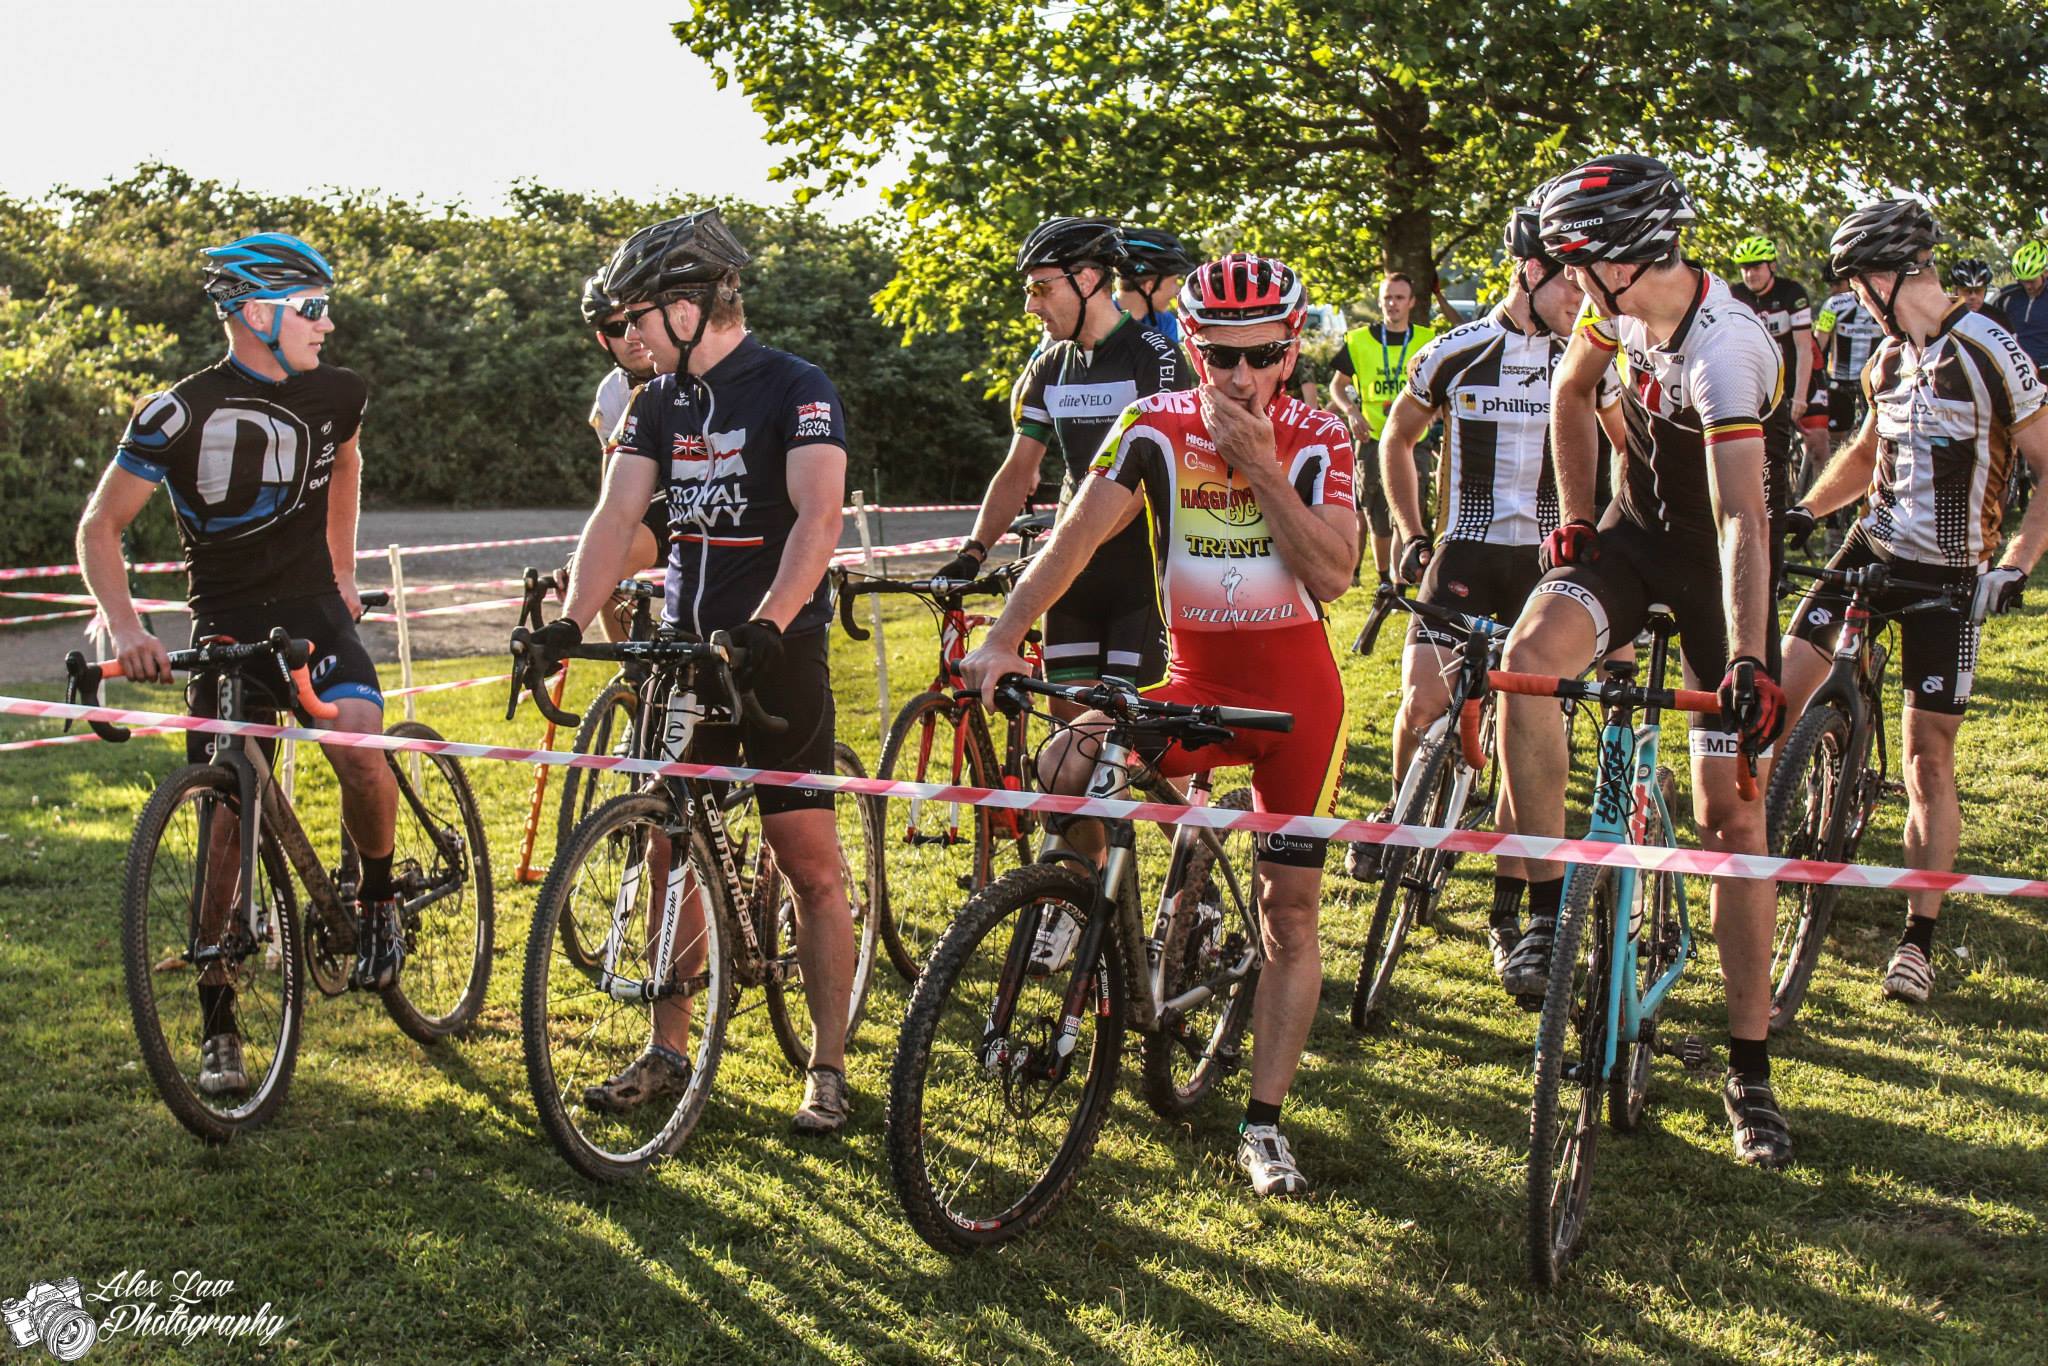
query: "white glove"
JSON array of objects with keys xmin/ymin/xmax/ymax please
[{"xmin": 1973, "ymin": 565, "xmax": 2027, "ymax": 623}]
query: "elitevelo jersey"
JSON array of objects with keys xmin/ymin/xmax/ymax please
[
  {"xmin": 1405, "ymin": 306, "xmax": 1620, "ymax": 546},
  {"xmin": 115, "ymin": 358, "xmax": 368, "ymax": 612},
  {"xmin": 1817, "ymin": 291, "xmax": 1884, "ymax": 383},
  {"xmin": 613, "ymin": 334, "xmax": 847, "ymax": 636},
  {"xmin": 1730, "ymin": 275, "xmax": 1812, "ymax": 383},
  {"xmin": 1860, "ymin": 304, "xmax": 2045, "ymax": 566},
  {"xmin": 1577, "ymin": 271, "xmax": 1791, "ymax": 555}
]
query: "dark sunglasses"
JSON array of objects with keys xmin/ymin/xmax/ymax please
[
  {"xmin": 621, "ymin": 303, "xmax": 666, "ymax": 330},
  {"xmin": 1194, "ymin": 339, "xmax": 1292, "ymax": 370},
  {"xmin": 596, "ymin": 319, "xmax": 631, "ymax": 339}
]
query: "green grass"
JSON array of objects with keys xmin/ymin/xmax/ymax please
[{"xmin": 3, "ymin": 592, "xmax": 2047, "ymax": 1364}]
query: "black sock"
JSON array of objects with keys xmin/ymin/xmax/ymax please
[
  {"xmin": 1528, "ymin": 876, "xmax": 1566, "ymax": 924},
  {"xmin": 198, "ymin": 984, "xmax": 237, "ymax": 1041},
  {"xmin": 359, "ymin": 851, "xmax": 394, "ymax": 904},
  {"xmin": 1243, "ymin": 1098, "xmax": 1282, "ymax": 1130},
  {"xmin": 1727, "ymin": 1035, "xmax": 1770, "ymax": 1081},
  {"xmin": 1490, "ymin": 876, "xmax": 1528, "ymax": 929},
  {"xmin": 1900, "ymin": 915, "xmax": 1937, "ymax": 954}
]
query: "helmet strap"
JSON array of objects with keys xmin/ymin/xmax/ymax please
[
  {"xmin": 1517, "ymin": 259, "xmax": 1565, "ymax": 336},
  {"xmin": 238, "ymin": 301, "xmax": 300, "ymax": 378},
  {"xmin": 658, "ymin": 292, "xmax": 714, "ymax": 376}
]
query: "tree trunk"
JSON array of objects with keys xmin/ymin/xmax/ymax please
[{"xmin": 1379, "ymin": 88, "xmax": 1442, "ymax": 320}]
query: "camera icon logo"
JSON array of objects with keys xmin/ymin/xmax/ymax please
[{"xmin": 2, "ymin": 1279, "xmax": 98, "ymax": 1362}]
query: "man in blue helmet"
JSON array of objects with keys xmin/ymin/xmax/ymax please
[{"xmin": 75, "ymin": 232, "xmax": 399, "ymax": 1095}]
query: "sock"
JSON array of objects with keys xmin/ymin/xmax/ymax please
[
  {"xmin": 359, "ymin": 851, "xmax": 394, "ymax": 904},
  {"xmin": 1528, "ymin": 876, "xmax": 1565, "ymax": 924},
  {"xmin": 1900, "ymin": 914, "xmax": 1937, "ymax": 955},
  {"xmin": 1727, "ymin": 1034, "xmax": 1770, "ymax": 1081},
  {"xmin": 1490, "ymin": 876, "xmax": 1528, "ymax": 929},
  {"xmin": 1242, "ymin": 1098, "xmax": 1282, "ymax": 1131},
  {"xmin": 198, "ymin": 984, "xmax": 237, "ymax": 1041}
]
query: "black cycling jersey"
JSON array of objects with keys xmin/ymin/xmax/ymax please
[
  {"xmin": 613, "ymin": 334, "xmax": 847, "ymax": 636},
  {"xmin": 1991, "ymin": 282, "xmax": 2048, "ymax": 371},
  {"xmin": 115, "ymin": 358, "xmax": 368, "ymax": 613},
  {"xmin": 1730, "ymin": 274, "xmax": 1813, "ymax": 386}
]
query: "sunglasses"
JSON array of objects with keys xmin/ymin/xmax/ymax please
[
  {"xmin": 269, "ymin": 295, "xmax": 332, "ymax": 321},
  {"xmin": 596, "ymin": 319, "xmax": 631, "ymax": 339},
  {"xmin": 622, "ymin": 302, "xmax": 666, "ymax": 330},
  {"xmin": 1194, "ymin": 339, "xmax": 1292, "ymax": 370},
  {"xmin": 1022, "ymin": 269, "xmax": 1086, "ymax": 300}
]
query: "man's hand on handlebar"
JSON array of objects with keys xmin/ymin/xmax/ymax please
[
  {"xmin": 1717, "ymin": 654, "xmax": 1787, "ymax": 751},
  {"xmin": 933, "ymin": 545, "xmax": 986, "ymax": 584},
  {"xmin": 1395, "ymin": 535, "xmax": 1432, "ymax": 588},
  {"xmin": 725, "ymin": 618, "xmax": 784, "ymax": 686},
  {"xmin": 959, "ymin": 639, "xmax": 1033, "ymax": 711},
  {"xmin": 523, "ymin": 617, "xmax": 583, "ymax": 676},
  {"xmin": 110, "ymin": 623, "xmax": 173, "ymax": 684}
]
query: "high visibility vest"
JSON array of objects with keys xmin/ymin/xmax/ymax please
[{"xmin": 1344, "ymin": 322, "xmax": 1436, "ymax": 439}]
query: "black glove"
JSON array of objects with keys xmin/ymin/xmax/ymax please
[
  {"xmin": 1717, "ymin": 654, "xmax": 1788, "ymax": 750},
  {"xmin": 933, "ymin": 550, "xmax": 985, "ymax": 584},
  {"xmin": 523, "ymin": 616, "xmax": 582, "ymax": 674},
  {"xmin": 1396, "ymin": 535, "xmax": 1433, "ymax": 588},
  {"xmin": 1973, "ymin": 565, "xmax": 2027, "ymax": 623},
  {"xmin": 1539, "ymin": 519, "xmax": 1600, "ymax": 573},
  {"xmin": 1782, "ymin": 505, "xmax": 1818, "ymax": 555},
  {"xmin": 725, "ymin": 617, "xmax": 785, "ymax": 685}
]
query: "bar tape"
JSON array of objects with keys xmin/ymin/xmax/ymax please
[{"xmin": 0, "ymin": 694, "xmax": 2040, "ymax": 899}]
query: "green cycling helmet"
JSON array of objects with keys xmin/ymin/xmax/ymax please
[
  {"xmin": 1731, "ymin": 235, "xmax": 1778, "ymax": 265},
  {"xmin": 2015, "ymin": 240, "xmax": 2048, "ymax": 281}
]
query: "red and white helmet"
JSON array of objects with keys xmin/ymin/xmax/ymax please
[{"xmin": 1179, "ymin": 253, "xmax": 1306, "ymax": 334}]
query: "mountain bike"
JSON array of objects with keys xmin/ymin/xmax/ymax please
[
  {"xmin": 886, "ymin": 674, "xmax": 1280, "ymax": 1252},
  {"xmin": 1346, "ymin": 584, "xmax": 1512, "ymax": 1028},
  {"xmin": 68, "ymin": 607, "xmax": 493, "ymax": 1144},
  {"xmin": 510, "ymin": 625, "xmax": 882, "ymax": 1180},
  {"xmin": 1764, "ymin": 560, "xmax": 1966, "ymax": 1030}
]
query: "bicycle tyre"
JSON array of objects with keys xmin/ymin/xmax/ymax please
[
  {"xmin": 122, "ymin": 764, "xmax": 305, "ymax": 1144},
  {"xmin": 1352, "ymin": 733, "xmax": 1460, "ymax": 1030},
  {"xmin": 1528, "ymin": 862, "xmax": 1608, "ymax": 1287},
  {"xmin": 1140, "ymin": 789, "xmax": 1257, "ymax": 1117},
  {"xmin": 379, "ymin": 722, "xmax": 495, "ymax": 1045},
  {"xmin": 1762, "ymin": 704, "xmax": 1852, "ymax": 1032},
  {"xmin": 556, "ymin": 680, "xmax": 640, "ymax": 971},
  {"xmin": 886, "ymin": 862, "xmax": 1124, "ymax": 1253},
  {"xmin": 523, "ymin": 791, "xmax": 733, "ymax": 1182},
  {"xmin": 875, "ymin": 689, "xmax": 1005, "ymax": 981}
]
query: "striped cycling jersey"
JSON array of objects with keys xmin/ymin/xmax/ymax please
[
  {"xmin": 1730, "ymin": 275, "xmax": 1813, "ymax": 386},
  {"xmin": 1817, "ymin": 291, "xmax": 1885, "ymax": 383},
  {"xmin": 1577, "ymin": 270, "xmax": 1792, "ymax": 556},
  {"xmin": 1861, "ymin": 304, "xmax": 2046, "ymax": 566},
  {"xmin": 1404, "ymin": 306, "xmax": 1620, "ymax": 546}
]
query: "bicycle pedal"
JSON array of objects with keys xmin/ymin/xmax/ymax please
[
  {"xmin": 1514, "ymin": 992, "xmax": 1543, "ymax": 1014},
  {"xmin": 1657, "ymin": 1033, "xmax": 1715, "ymax": 1074}
]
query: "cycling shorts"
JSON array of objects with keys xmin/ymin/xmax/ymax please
[
  {"xmin": 1532, "ymin": 519, "xmax": 1780, "ymax": 736},
  {"xmin": 1827, "ymin": 381, "xmax": 1865, "ymax": 435},
  {"xmin": 1407, "ymin": 540, "xmax": 1541, "ymax": 651},
  {"xmin": 1784, "ymin": 528, "xmax": 1979, "ymax": 715},
  {"xmin": 1355, "ymin": 434, "xmax": 1435, "ymax": 540},
  {"xmin": 185, "ymin": 592, "xmax": 382, "ymax": 764},
  {"xmin": 1043, "ymin": 553, "xmax": 1167, "ymax": 686},
  {"xmin": 1138, "ymin": 624, "xmax": 1346, "ymax": 869},
  {"xmin": 689, "ymin": 628, "xmax": 836, "ymax": 814}
]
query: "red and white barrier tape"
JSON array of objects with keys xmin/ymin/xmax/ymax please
[
  {"xmin": 0, "ymin": 609, "xmax": 95, "ymax": 629},
  {"xmin": 1, "ymin": 695, "xmax": 2041, "ymax": 899}
]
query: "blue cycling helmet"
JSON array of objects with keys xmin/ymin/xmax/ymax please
[{"xmin": 201, "ymin": 233, "xmax": 336, "ymax": 374}]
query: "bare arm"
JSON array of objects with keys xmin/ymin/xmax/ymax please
[
  {"xmin": 1597, "ymin": 398, "xmax": 1629, "ymax": 466},
  {"xmin": 1995, "ymin": 417, "xmax": 2048, "ymax": 573},
  {"xmin": 1329, "ymin": 370, "xmax": 1362, "ymax": 427},
  {"xmin": 1704, "ymin": 435, "xmax": 1775, "ymax": 663},
  {"xmin": 752, "ymin": 444, "xmax": 846, "ymax": 629},
  {"xmin": 1378, "ymin": 392, "xmax": 1436, "ymax": 544},
  {"xmin": 964, "ymin": 432, "xmax": 1048, "ymax": 555},
  {"xmin": 77, "ymin": 465, "xmax": 172, "ymax": 680},
  {"xmin": 326, "ymin": 435, "xmax": 363, "ymax": 618},
  {"xmin": 558, "ymin": 456, "xmax": 660, "ymax": 631},
  {"xmin": 1549, "ymin": 331, "xmax": 1610, "ymax": 524},
  {"xmin": 1797, "ymin": 407, "xmax": 1878, "ymax": 518},
  {"xmin": 1790, "ymin": 329, "xmax": 1815, "ymax": 415}
]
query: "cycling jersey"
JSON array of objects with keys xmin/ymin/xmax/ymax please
[
  {"xmin": 1816, "ymin": 291, "xmax": 1884, "ymax": 383},
  {"xmin": 592, "ymin": 368, "xmax": 665, "ymax": 543},
  {"xmin": 1859, "ymin": 303, "xmax": 2045, "ymax": 566},
  {"xmin": 1730, "ymin": 274, "xmax": 1813, "ymax": 385},
  {"xmin": 1991, "ymin": 282, "xmax": 2048, "ymax": 371},
  {"xmin": 1404, "ymin": 305, "xmax": 1620, "ymax": 546},
  {"xmin": 1129, "ymin": 305, "xmax": 1181, "ymax": 345},
  {"xmin": 115, "ymin": 358, "xmax": 368, "ymax": 614},
  {"xmin": 1333, "ymin": 322, "xmax": 1437, "ymax": 439},
  {"xmin": 612, "ymin": 334, "xmax": 847, "ymax": 636}
]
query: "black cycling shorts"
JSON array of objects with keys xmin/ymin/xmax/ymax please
[
  {"xmin": 1407, "ymin": 540, "xmax": 1542, "ymax": 651},
  {"xmin": 1043, "ymin": 555, "xmax": 1167, "ymax": 686},
  {"xmin": 1356, "ymin": 434, "xmax": 1435, "ymax": 540},
  {"xmin": 1532, "ymin": 520, "xmax": 1780, "ymax": 735},
  {"xmin": 690, "ymin": 627, "xmax": 836, "ymax": 814},
  {"xmin": 185, "ymin": 592, "xmax": 383, "ymax": 763},
  {"xmin": 1827, "ymin": 381, "xmax": 1865, "ymax": 435},
  {"xmin": 1784, "ymin": 528, "xmax": 1979, "ymax": 715}
]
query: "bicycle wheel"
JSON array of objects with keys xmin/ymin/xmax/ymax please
[
  {"xmin": 1528, "ymin": 862, "xmax": 1610, "ymax": 1287},
  {"xmin": 887, "ymin": 863, "xmax": 1124, "ymax": 1253},
  {"xmin": 759, "ymin": 743, "xmax": 884, "ymax": 1073},
  {"xmin": 876, "ymin": 689, "xmax": 1010, "ymax": 981},
  {"xmin": 1611, "ymin": 784, "xmax": 1682, "ymax": 1132},
  {"xmin": 556, "ymin": 680, "xmax": 640, "ymax": 972},
  {"xmin": 1763, "ymin": 704, "xmax": 1851, "ymax": 1032},
  {"xmin": 121, "ymin": 765, "xmax": 304, "ymax": 1143},
  {"xmin": 1352, "ymin": 733, "xmax": 1460, "ymax": 1030},
  {"xmin": 378, "ymin": 722, "xmax": 495, "ymax": 1045},
  {"xmin": 523, "ymin": 791, "xmax": 733, "ymax": 1181},
  {"xmin": 1141, "ymin": 789, "xmax": 1258, "ymax": 1117}
]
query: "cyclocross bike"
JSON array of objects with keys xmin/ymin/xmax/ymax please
[
  {"xmin": 509, "ymin": 625, "xmax": 882, "ymax": 1181},
  {"xmin": 1764, "ymin": 560, "xmax": 1967, "ymax": 1030},
  {"xmin": 68, "ymin": 607, "xmax": 493, "ymax": 1144},
  {"xmin": 1347, "ymin": 584, "xmax": 1513, "ymax": 1028},
  {"xmin": 885, "ymin": 673, "xmax": 1277, "ymax": 1253}
]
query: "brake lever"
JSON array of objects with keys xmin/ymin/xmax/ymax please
[
  {"xmin": 63, "ymin": 649, "xmax": 131, "ymax": 743},
  {"xmin": 838, "ymin": 578, "xmax": 870, "ymax": 641},
  {"xmin": 708, "ymin": 631, "xmax": 789, "ymax": 734}
]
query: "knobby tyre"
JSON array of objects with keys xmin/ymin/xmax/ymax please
[
  {"xmin": 886, "ymin": 862, "xmax": 1124, "ymax": 1253},
  {"xmin": 1762, "ymin": 704, "xmax": 1851, "ymax": 1032},
  {"xmin": 1141, "ymin": 789, "xmax": 1258, "ymax": 1117},
  {"xmin": 1352, "ymin": 734, "xmax": 1460, "ymax": 1029},
  {"xmin": 122, "ymin": 764, "xmax": 305, "ymax": 1144},
  {"xmin": 379, "ymin": 722, "xmax": 495, "ymax": 1044},
  {"xmin": 1528, "ymin": 863, "xmax": 1608, "ymax": 1287},
  {"xmin": 556, "ymin": 680, "xmax": 641, "ymax": 971}
]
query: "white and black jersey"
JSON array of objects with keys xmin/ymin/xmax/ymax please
[
  {"xmin": 1818, "ymin": 291, "xmax": 1884, "ymax": 383},
  {"xmin": 1404, "ymin": 306, "xmax": 1619, "ymax": 546}
]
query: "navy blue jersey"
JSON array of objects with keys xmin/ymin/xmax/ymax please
[
  {"xmin": 1991, "ymin": 283, "xmax": 2048, "ymax": 371},
  {"xmin": 614, "ymin": 334, "xmax": 847, "ymax": 635},
  {"xmin": 114, "ymin": 358, "xmax": 368, "ymax": 612}
]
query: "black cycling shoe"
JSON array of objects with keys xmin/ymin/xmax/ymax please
[
  {"xmin": 1342, "ymin": 805, "xmax": 1397, "ymax": 881},
  {"xmin": 352, "ymin": 898, "xmax": 405, "ymax": 992},
  {"xmin": 1722, "ymin": 1072, "xmax": 1794, "ymax": 1169},
  {"xmin": 1502, "ymin": 916, "xmax": 1555, "ymax": 1005}
]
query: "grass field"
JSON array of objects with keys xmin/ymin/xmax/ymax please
[{"xmin": 2, "ymin": 588, "xmax": 2046, "ymax": 1365}]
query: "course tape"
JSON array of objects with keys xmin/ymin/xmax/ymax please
[
  {"xmin": 0, "ymin": 695, "xmax": 2041, "ymax": 900},
  {"xmin": 0, "ymin": 609, "xmax": 95, "ymax": 629}
]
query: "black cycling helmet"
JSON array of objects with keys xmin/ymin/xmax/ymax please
[
  {"xmin": 1016, "ymin": 216, "xmax": 1122, "ymax": 273},
  {"xmin": 602, "ymin": 208, "xmax": 752, "ymax": 305},
  {"xmin": 579, "ymin": 272, "xmax": 618, "ymax": 327},
  {"xmin": 1538, "ymin": 155, "xmax": 1695, "ymax": 267},
  {"xmin": 1947, "ymin": 257, "xmax": 1993, "ymax": 289},
  {"xmin": 1118, "ymin": 227, "xmax": 1199, "ymax": 280},
  {"xmin": 1504, "ymin": 199, "xmax": 1568, "ymax": 333},
  {"xmin": 1827, "ymin": 199, "xmax": 1939, "ymax": 278}
]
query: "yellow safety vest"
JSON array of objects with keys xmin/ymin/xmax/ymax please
[{"xmin": 1344, "ymin": 322, "xmax": 1436, "ymax": 439}]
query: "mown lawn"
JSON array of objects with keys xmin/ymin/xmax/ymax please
[{"xmin": 1, "ymin": 588, "xmax": 2045, "ymax": 1364}]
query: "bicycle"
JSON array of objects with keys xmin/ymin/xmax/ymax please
[
  {"xmin": 510, "ymin": 625, "xmax": 882, "ymax": 1181},
  {"xmin": 1490, "ymin": 614, "xmax": 1755, "ymax": 1286},
  {"xmin": 885, "ymin": 673, "xmax": 1279, "ymax": 1253},
  {"xmin": 1345, "ymin": 584, "xmax": 1512, "ymax": 1028},
  {"xmin": 68, "ymin": 607, "xmax": 493, "ymax": 1144},
  {"xmin": 1764, "ymin": 560, "xmax": 1964, "ymax": 1030}
]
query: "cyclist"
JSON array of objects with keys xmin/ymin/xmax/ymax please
[
  {"xmin": 961, "ymin": 252, "xmax": 1358, "ymax": 1198},
  {"xmin": 1816, "ymin": 272, "xmax": 1887, "ymax": 442},
  {"xmin": 1331, "ymin": 274, "xmax": 1438, "ymax": 582},
  {"xmin": 937, "ymin": 218, "xmax": 1188, "ymax": 693},
  {"xmin": 75, "ymin": 232, "xmax": 397, "ymax": 1094},
  {"xmin": 529, "ymin": 208, "xmax": 860, "ymax": 1135},
  {"xmin": 1356, "ymin": 203, "xmax": 1628, "ymax": 971},
  {"xmin": 1991, "ymin": 242, "xmax": 2048, "ymax": 376},
  {"xmin": 1730, "ymin": 236, "xmax": 1826, "ymax": 492},
  {"xmin": 1780, "ymin": 199, "xmax": 2048, "ymax": 1004},
  {"xmin": 1115, "ymin": 226, "xmax": 1198, "ymax": 345},
  {"xmin": 1949, "ymin": 258, "xmax": 2006, "ymax": 325},
  {"xmin": 578, "ymin": 272, "xmax": 664, "ymax": 641},
  {"xmin": 1496, "ymin": 155, "xmax": 1795, "ymax": 1168}
]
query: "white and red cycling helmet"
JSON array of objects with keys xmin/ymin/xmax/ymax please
[{"xmin": 1179, "ymin": 253, "xmax": 1307, "ymax": 334}]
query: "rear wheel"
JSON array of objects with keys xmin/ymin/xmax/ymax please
[
  {"xmin": 1528, "ymin": 863, "xmax": 1609, "ymax": 1287},
  {"xmin": 1763, "ymin": 704, "xmax": 1852, "ymax": 1032},
  {"xmin": 379, "ymin": 722, "xmax": 494, "ymax": 1044},
  {"xmin": 1352, "ymin": 734, "xmax": 1460, "ymax": 1030}
]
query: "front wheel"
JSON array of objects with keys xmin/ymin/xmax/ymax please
[
  {"xmin": 1528, "ymin": 863, "xmax": 1609, "ymax": 1287},
  {"xmin": 1352, "ymin": 733, "xmax": 1462, "ymax": 1029},
  {"xmin": 1763, "ymin": 704, "xmax": 1853, "ymax": 1032},
  {"xmin": 556, "ymin": 680, "xmax": 641, "ymax": 972},
  {"xmin": 379, "ymin": 722, "xmax": 495, "ymax": 1045},
  {"xmin": 1610, "ymin": 782, "xmax": 1685, "ymax": 1133}
]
